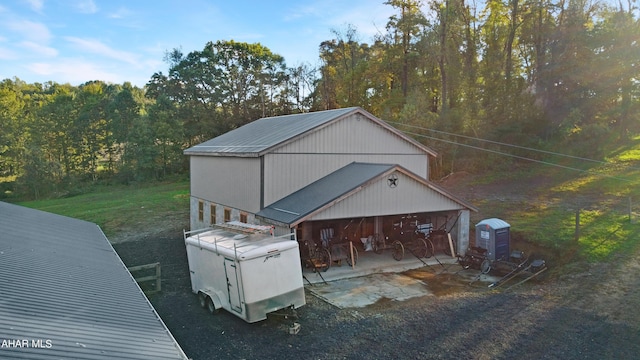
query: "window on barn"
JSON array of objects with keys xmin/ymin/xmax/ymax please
[
  {"xmin": 224, "ymin": 208, "xmax": 231, "ymax": 222},
  {"xmin": 240, "ymin": 212, "xmax": 247, "ymax": 223},
  {"xmin": 198, "ymin": 201, "xmax": 204, "ymax": 222},
  {"xmin": 210, "ymin": 204, "xmax": 216, "ymax": 225}
]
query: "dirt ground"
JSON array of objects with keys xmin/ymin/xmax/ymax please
[{"xmin": 112, "ymin": 172, "xmax": 640, "ymax": 360}]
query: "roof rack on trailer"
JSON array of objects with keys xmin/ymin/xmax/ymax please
[
  {"xmin": 182, "ymin": 221, "xmax": 273, "ymax": 243},
  {"xmin": 214, "ymin": 221, "xmax": 273, "ymax": 235}
]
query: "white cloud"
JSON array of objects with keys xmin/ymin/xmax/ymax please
[
  {"xmin": 75, "ymin": 0, "xmax": 98, "ymax": 14},
  {"xmin": 107, "ymin": 7, "xmax": 145, "ymax": 30},
  {"xmin": 19, "ymin": 41, "xmax": 58, "ymax": 57},
  {"xmin": 64, "ymin": 37, "xmax": 139, "ymax": 65},
  {"xmin": 108, "ymin": 7, "xmax": 132, "ymax": 19},
  {"xmin": 6, "ymin": 19, "xmax": 52, "ymax": 43},
  {"xmin": 23, "ymin": 0, "xmax": 44, "ymax": 12}
]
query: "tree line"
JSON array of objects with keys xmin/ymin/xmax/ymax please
[{"xmin": 1, "ymin": 0, "xmax": 638, "ymax": 199}]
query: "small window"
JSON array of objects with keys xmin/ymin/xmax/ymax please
[
  {"xmin": 198, "ymin": 201, "xmax": 204, "ymax": 222},
  {"xmin": 224, "ymin": 208, "xmax": 231, "ymax": 222},
  {"xmin": 240, "ymin": 212, "xmax": 247, "ymax": 223},
  {"xmin": 210, "ymin": 205, "xmax": 216, "ymax": 225}
]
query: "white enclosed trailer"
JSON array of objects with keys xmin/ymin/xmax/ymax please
[{"xmin": 184, "ymin": 222, "xmax": 305, "ymax": 323}]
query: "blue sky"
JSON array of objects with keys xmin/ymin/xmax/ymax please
[{"xmin": 0, "ymin": 0, "xmax": 398, "ymax": 87}]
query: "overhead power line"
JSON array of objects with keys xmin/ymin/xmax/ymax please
[
  {"xmin": 392, "ymin": 126, "xmax": 634, "ymax": 183},
  {"xmin": 388, "ymin": 121, "xmax": 610, "ymax": 166}
]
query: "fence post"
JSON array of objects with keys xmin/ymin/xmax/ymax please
[
  {"xmin": 128, "ymin": 262, "xmax": 162, "ymax": 294},
  {"xmin": 155, "ymin": 263, "xmax": 162, "ymax": 292},
  {"xmin": 574, "ymin": 209, "xmax": 580, "ymax": 242}
]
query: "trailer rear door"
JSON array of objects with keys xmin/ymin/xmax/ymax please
[{"xmin": 224, "ymin": 258, "xmax": 242, "ymax": 313}]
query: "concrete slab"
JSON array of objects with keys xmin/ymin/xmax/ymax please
[
  {"xmin": 302, "ymin": 248, "xmax": 459, "ymax": 284},
  {"xmin": 307, "ymin": 273, "xmax": 433, "ymax": 308},
  {"xmin": 303, "ymin": 250, "xmax": 461, "ymax": 308}
]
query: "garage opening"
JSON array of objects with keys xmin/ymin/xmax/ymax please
[{"xmin": 296, "ymin": 211, "xmax": 462, "ymax": 283}]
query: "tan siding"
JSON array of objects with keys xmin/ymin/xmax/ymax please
[
  {"xmin": 263, "ymin": 154, "xmax": 427, "ymax": 206},
  {"xmin": 307, "ymin": 172, "xmax": 463, "ymax": 221},
  {"xmin": 190, "ymin": 156, "xmax": 261, "ymax": 213},
  {"xmin": 263, "ymin": 113, "xmax": 429, "ymax": 206},
  {"xmin": 274, "ymin": 113, "xmax": 424, "ymax": 156}
]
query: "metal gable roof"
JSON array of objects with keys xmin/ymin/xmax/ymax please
[
  {"xmin": 184, "ymin": 107, "xmax": 360, "ymax": 156},
  {"xmin": 256, "ymin": 163, "xmax": 396, "ymax": 226},
  {"xmin": 183, "ymin": 107, "xmax": 437, "ymax": 157},
  {"xmin": 0, "ymin": 202, "xmax": 188, "ymax": 360},
  {"xmin": 256, "ymin": 163, "xmax": 478, "ymax": 227}
]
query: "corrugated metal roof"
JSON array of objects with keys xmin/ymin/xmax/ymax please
[
  {"xmin": 183, "ymin": 107, "xmax": 437, "ymax": 157},
  {"xmin": 0, "ymin": 201, "xmax": 188, "ymax": 360},
  {"xmin": 184, "ymin": 107, "xmax": 360, "ymax": 156},
  {"xmin": 256, "ymin": 162, "xmax": 396, "ymax": 225},
  {"xmin": 256, "ymin": 162, "xmax": 478, "ymax": 227}
]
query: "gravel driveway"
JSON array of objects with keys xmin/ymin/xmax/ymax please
[{"xmin": 113, "ymin": 231, "xmax": 640, "ymax": 360}]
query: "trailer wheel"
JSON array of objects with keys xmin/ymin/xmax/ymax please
[
  {"xmin": 206, "ymin": 296, "xmax": 218, "ymax": 314},
  {"xmin": 198, "ymin": 292, "xmax": 207, "ymax": 308}
]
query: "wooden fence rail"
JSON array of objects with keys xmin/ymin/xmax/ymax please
[{"xmin": 128, "ymin": 262, "xmax": 161, "ymax": 294}]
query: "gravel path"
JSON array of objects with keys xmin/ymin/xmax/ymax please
[{"xmin": 114, "ymin": 232, "xmax": 640, "ymax": 360}]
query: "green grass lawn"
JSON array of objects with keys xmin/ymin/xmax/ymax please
[
  {"xmin": 471, "ymin": 140, "xmax": 640, "ymax": 262},
  {"xmin": 14, "ymin": 138, "xmax": 640, "ymax": 264},
  {"xmin": 17, "ymin": 179, "xmax": 190, "ymax": 238},
  {"xmin": 546, "ymin": 142, "xmax": 640, "ymax": 261}
]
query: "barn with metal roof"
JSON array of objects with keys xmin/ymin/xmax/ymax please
[
  {"xmin": 184, "ymin": 107, "xmax": 476, "ymax": 266},
  {"xmin": 0, "ymin": 201, "xmax": 188, "ymax": 360},
  {"xmin": 256, "ymin": 162, "xmax": 475, "ymax": 228}
]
